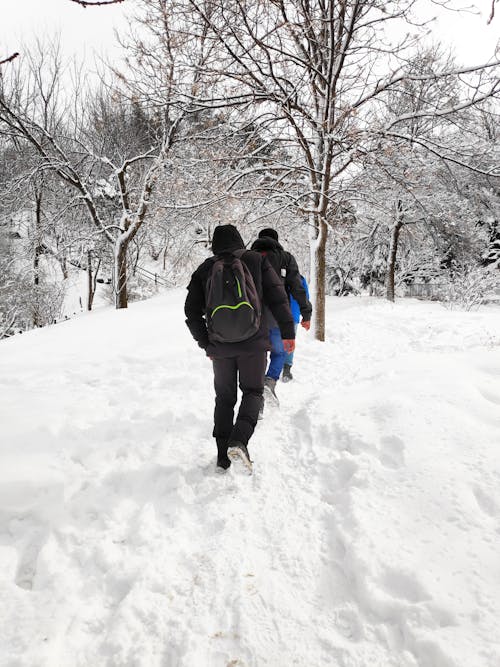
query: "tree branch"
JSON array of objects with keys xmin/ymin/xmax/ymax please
[
  {"xmin": 383, "ymin": 130, "xmax": 500, "ymax": 176},
  {"xmin": 68, "ymin": 0, "xmax": 125, "ymax": 6},
  {"xmin": 488, "ymin": 0, "xmax": 496, "ymax": 24},
  {"xmin": 0, "ymin": 53, "xmax": 19, "ymax": 66}
]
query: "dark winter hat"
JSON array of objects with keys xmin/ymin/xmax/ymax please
[
  {"xmin": 258, "ymin": 228, "xmax": 279, "ymax": 242},
  {"xmin": 212, "ymin": 224, "xmax": 245, "ymax": 255}
]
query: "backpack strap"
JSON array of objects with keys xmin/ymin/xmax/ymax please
[{"xmin": 232, "ymin": 248, "xmax": 247, "ymax": 259}]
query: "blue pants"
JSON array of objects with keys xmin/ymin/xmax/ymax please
[
  {"xmin": 266, "ymin": 327, "xmax": 286, "ymax": 380},
  {"xmin": 284, "ymin": 323, "xmax": 298, "ymax": 366}
]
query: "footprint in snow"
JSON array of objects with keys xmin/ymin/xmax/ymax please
[
  {"xmin": 332, "ymin": 424, "xmax": 373, "ymax": 456},
  {"xmin": 334, "ymin": 457, "xmax": 359, "ymax": 489},
  {"xmin": 380, "ymin": 566, "xmax": 431, "ymax": 603},
  {"xmin": 15, "ymin": 529, "xmax": 47, "ymax": 591},
  {"xmin": 477, "ymin": 386, "xmax": 500, "ymax": 406},
  {"xmin": 290, "ymin": 408, "xmax": 317, "ymax": 465},
  {"xmin": 379, "ymin": 435, "xmax": 405, "ymax": 469},
  {"xmin": 335, "ymin": 605, "xmax": 364, "ymax": 641},
  {"xmin": 208, "ymin": 632, "xmax": 250, "ymax": 667},
  {"xmin": 473, "ymin": 485, "xmax": 499, "ymax": 518},
  {"xmin": 320, "ymin": 458, "xmax": 359, "ymax": 506}
]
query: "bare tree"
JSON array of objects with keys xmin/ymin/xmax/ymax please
[
  {"xmin": 0, "ymin": 42, "xmax": 143, "ymax": 308},
  {"xmin": 341, "ymin": 100, "xmax": 499, "ymax": 303},
  {"xmin": 185, "ymin": 0, "xmax": 499, "ymax": 340},
  {"xmin": 0, "ymin": 3, "xmax": 226, "ymax": 309}
]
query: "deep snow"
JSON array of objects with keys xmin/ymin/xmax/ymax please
[{"xmin": 0, "ymin": 291, "xmax": 499, "ymax": 667}]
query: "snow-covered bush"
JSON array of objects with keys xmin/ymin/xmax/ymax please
[
  {"xmin": 0, "ymin": 272, "xmax": 65, "ymax": 337},
  {"xmin": 28, "ymin": 282, "xmax": 66, "ymax": 327},
  {"xmin": 441, "ymin": 266, "xmax": 500, "ymax": 311}
]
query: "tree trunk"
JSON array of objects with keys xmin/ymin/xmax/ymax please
[
  {"xmin": 33, "ymin": 190, "xmax": 43, "ymax": 326},
  {"xmin": 33, "ymin": 191, "xmax": 42, "ymax": 288},
  {"xmin": 133, "ymin": 242, "xmax": 140, "ymax": 275},
  {"xmin": 87, "ymin": 250, "xmax": 94, "ymax": 311},
  {"xmin": 61, "ymin": 256, "xmax": 69, "ymax": 280},
  {"xmin": 386, "ymin": 203, "xmax": 404, "ymax": 302},
  {"xmin": 32, "ymin": 247, "xmax": 41, "ymax": 326},
  {"xmin": 115, "ymin": 238, "xmax": 129, "ymax": 309},
  {"xmin": 163, "ymin": 241, "xmax": 170, "ymax": 271},
  {"xmin": 310, "ymin": 214, "xmax": 327, "ymax": 342}
]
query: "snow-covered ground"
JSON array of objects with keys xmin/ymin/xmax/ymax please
[{"xmin": 0, "ymin": 291, "xmax": 499, "ymax": 667}]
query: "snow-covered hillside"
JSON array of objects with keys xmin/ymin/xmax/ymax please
[{"xmin": 1, "ymin": 292, "xmax": 499, "ymax": 667}]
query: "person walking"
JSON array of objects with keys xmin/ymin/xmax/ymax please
[
  {"xmin": 184, "ymin": 224, "xmax": 295, "ymax": 473},
  {"xmin": 282, "ymin": 274, "xmax": 310, "ymax": 382},
  {"xmin": 251, "ymin": 228, "xmax": 312, "ymax": 402}
]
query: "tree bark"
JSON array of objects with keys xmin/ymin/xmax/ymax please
[
  {"xmin": 311, "ymin": 214, "xmax": 327, "ymax": 342},
  {"xmin": 33, "ymin": 190, "xmax": 43, "ymax": 287},
  {"xmin": 32, "ymin": 189, "xmax": 44, "ymax": 326},
  {"xmin": 87, "ymin": 250, "xmax": 94, "ymax": 311},
  {"xmin": 386, "ymin": 202, "xmax": 404, "ymax": 302},
  {"xmin": 61, "ymin": 256, "xmax": 69, "ymax": 280},
  {"xmin": 115, "ymin": 238, "xmax": 129, "ymax": 309}
]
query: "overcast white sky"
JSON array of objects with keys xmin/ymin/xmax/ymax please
[
  {"xmin": 0, "ymin": 0, "xmax": 498, "ymax": 70},
  {"xmin": 1, "ymin": 0, "xmax": 129, "ymax": 68}
]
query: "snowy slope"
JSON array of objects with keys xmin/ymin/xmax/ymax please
[{"xmin": 0, "ymin": 291, "xmax": 499, "ymax": 667}]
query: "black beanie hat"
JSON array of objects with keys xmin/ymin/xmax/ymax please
[
  {"xmin": 212, "ymin": 224, "xmax": 245, "ymax": 255},
  {"xmin": 258, "ymin": 227, "xmax": 279, "ymax": 241}
]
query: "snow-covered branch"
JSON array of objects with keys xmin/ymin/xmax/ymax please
[
  {"xmin": 383, "ymin": 130, "xmax": 500, "ymax": 177},
  {"xmin": 384, "ymin": 86, "xmax": 500, "ymax": 132}
]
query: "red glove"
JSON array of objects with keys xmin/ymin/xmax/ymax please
[
  {"xmin": 283, "ymin": 339, "xmax": 295, "ymax": 354},
  {"xmin": 301, "ymin": 320, "xmax": 311, "ymax": 331}
]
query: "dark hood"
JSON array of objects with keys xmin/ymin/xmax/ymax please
[
  {"xmin": 258, "ymin": 228, "xmax": 279, "ymax": 242},
  {"xmin": 251, "ymin": 236, "xmax": 284, "ymax": 254},
  {"xmin": 212, "ymin": 224, "xmax": 245, "ymax": 255}
]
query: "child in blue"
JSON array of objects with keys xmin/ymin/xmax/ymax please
[{"xmin": 282, "ymin": 275, "xmax": 309, "ymax": 382}]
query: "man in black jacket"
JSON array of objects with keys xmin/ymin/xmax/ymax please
[
  {"xmin": 251, "ymin": 228, "xmax": 312, "ymax": 400},
  {"xmin": 185, "ymin": 224, "xmax": 295, "ymax": 473}
]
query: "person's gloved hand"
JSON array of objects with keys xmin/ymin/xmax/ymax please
[
  {"xmin": 301, "ymin": 320, "xmax": 311, "ymax": 331},
  {"xmin": 283, "ymin": 339, "xmax": 295, "ymax": 354}
]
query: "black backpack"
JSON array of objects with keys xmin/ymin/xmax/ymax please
[{"xmin": 205, "ymin": 249, "xmax": 261, "ymax": 343}]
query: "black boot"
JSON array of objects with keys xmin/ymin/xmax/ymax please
[
  {"xmin": 282, "ymin": 364, "xmax": 293, "ymax": 382},
  {"xmin": 216, "ymin": 438, "xmax": 231, "ymax": 471}
]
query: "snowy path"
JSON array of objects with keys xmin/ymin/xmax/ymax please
[{"xmin": 1, "ymin": 291, "xmax": 499, "ymax": 666}]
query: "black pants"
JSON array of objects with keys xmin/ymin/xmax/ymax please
[{"xmin": 212, "ymin": 353, "xmax": 266, "ymax": 447}]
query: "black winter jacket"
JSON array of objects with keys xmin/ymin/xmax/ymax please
[
  {"xmin": 250, "ymin": 237, "xmax": 313, "ymax": 322},
  {"xmin": 185, "ymin": 250, "xmax": 295, "ymax": 358}
]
